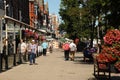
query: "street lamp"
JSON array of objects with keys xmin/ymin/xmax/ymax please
[
  {"xmin": 0, "ymin": 0, "xmax": 8, "ymax": 70},
  {"xmin": 4, "ymin": 0, "xmax": 9, "ymax": 69},
  {"xmin": 0, "ymin": 17, "xmax": 4, "ymax": 72},
  {"xmin": 4, "ymin": 0, "xmax": 9, "ymax": 52},
  {"xmin": 4, "ymin": 0, "xmax": 8, "ymax": 16}
]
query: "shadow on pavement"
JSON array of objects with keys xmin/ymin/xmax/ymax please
[
  {"xmin": 88, "ymin": 75, "xmax": 120, "ymax": 80},
  {"xmin": 74, "ymin": 56, "xmax": 94, "ymax": 65}
]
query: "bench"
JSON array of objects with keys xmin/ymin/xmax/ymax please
[
  {"xmin": 83, "ymin": 54, "xmax": 93, "ymax": 62},
  {"xmin": 93, "ymin": 57, "xmax": 111, "ymax": 79}
]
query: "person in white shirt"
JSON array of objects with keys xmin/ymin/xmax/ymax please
[
  {"xmin": 69, "ymin": 40, "xmax": 77, "ymax": 61},
  {"xmin": 26, "ymin": 40, "xmax": 32, "ymax": 60},
  {"xmin": 38, "ymin": 42, "xmax": 43, "ymax": 56},
  {"xmin": 17, "ymin": 39, "xmax": 27, "ymax": 64}
]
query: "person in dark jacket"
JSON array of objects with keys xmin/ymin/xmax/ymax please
[
  {"xmin": 2, "ymin": 39, "xmax": 8, "ymax": 69},
  {"xmin": 83, "ymin": 47, "xmax": 93, "ymax": 61}
]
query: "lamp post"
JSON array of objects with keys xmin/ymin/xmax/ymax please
[
  {"xmin": 4, "ymin": 0, "xmax": 8, "ymax": 16},
  {"xmin": 4, "ymin": 0, "xmax": 8, "ymax": 69},
  {"xmin": 0, "ymin": 18, "xmax": 4, "ymax": 72}
]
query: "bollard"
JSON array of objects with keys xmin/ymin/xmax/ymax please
[
  {"xmin": 13, "ymin": 53, "xmax": 16, "ymax": 66},
  {"xmin": 5, "ymin": 55, "xmax": 8, "ymax": 69}
]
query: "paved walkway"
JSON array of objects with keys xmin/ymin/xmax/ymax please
[{"xmin": 0, "ymin": 48, "xmax": 119, "ymax": 80}]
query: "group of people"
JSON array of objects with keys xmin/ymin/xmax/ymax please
[
  {"xmin": 17, "ymin": 39, "xmax": 51, "ymax": 65},
  {"xmin": 62, "ymin": 40, "xmax": 77, "ymax": 61},
  {"xmin": 1, "ymin": 37, "xmax": 54, "ymax": 66},
  {"xmin": 62, "ymin": 40, "xmax": 101, "ymax": 62}
]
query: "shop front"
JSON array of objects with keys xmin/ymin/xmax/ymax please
[{"xmin": 0, "ymin": 16, "xmax": 46, "ymax": 72}]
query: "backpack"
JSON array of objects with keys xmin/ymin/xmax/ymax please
[{"xmin": 63, "ymin": 43, "xmax": 70, "ymax": 50}]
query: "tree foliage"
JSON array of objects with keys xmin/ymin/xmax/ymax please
[
  {"xmin": 59, "ymin": 0, "xmax": 120, "ymax": 42},
  {"xmin": 59, "ymin": 0, "xmax": 81, "ymax": 39}
]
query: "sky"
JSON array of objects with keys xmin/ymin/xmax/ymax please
[{"xmin": 44, "ymin": 0, "xmax": 61, "ymax": 18}]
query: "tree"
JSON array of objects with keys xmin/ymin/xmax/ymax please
[
  {"xmin": 59, "ymin": 0, "xmax": 81, "ymax": 40},
  {"xmin": 59, "ymin": 0, "xmax": 120, "ymax": 47},
  {"xmin": 85, "ymin": 0, "xmax": 120, "ymax": 45}
]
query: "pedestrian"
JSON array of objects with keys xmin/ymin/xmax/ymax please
[
  {"xmin": 8, "ymin": 41, "xmax": 14, "ymax": 55},
  {"xmin": 83, "ymin": 47, "xmax": 93, "ymax": 62},
  {"xmin": 17, "ymin": 39, "xmax": 27, "ymax": 64},
  {"xmin": 2, "ymin": 39, "xmax": 8, "ymax": 69},
  {"xmin": 62, "ymin": 41, "xmax": 70, "ymax": 61},
  {"xmin": 26, "ymin": 40, "xmax": 31, "ymax": 61},
  {"xmin": 38, "ymin": 42, "xmax": 43, "ymax": 56},
  {"xmin": 49, "ymin": 41, "xmax": 53, "ymax": 53},
  {"xmin": 29, "ymin": 39, "xmax": 37, "ymax": 65},
  {"xmin": 69, "ymin": 40, "xmax": 77, "ymax": 61},
  {"xmin": 41, "ymin": 40, "xmax": 48, "ymax": 56}
]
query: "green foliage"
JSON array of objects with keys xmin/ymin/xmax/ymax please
[
  {"xmin": 59, "ymin": 0, "xmax": 81, "ymax": 39},
  {"xmin": 59, "ymin": 0, "xmax": 120, "ymax": 42}
]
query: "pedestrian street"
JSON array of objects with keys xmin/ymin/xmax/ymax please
[{"xmin": 0, "ymin": 48, "xmax": 95, "ymax": 80}]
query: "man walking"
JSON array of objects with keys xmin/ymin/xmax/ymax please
[
  {"xmin": 41, "ymin": 40, "xmax": 48, "ymax": 56},
  {"xmin": 17, "ymin": 39, "xmax": 27, "ymax": 64}
]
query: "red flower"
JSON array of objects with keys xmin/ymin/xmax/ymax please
[
  {"xmin": 103, "ymin": 29, "xmax": 120, "ymax": 45},
  {"xmin": 97, "ymin": 29, "xmax": 120, "ymax": 72},
  {"xmin": 114, "ymin": 62, "xmax": 120, "ymax": 72}
]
